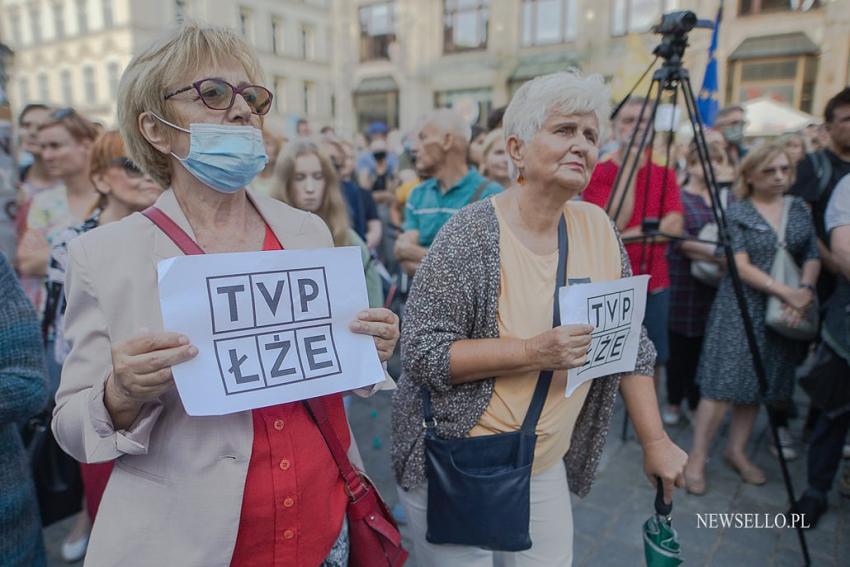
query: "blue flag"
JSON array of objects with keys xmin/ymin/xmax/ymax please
[{"xmin": 696, "ymin": 3, "xmax": 722, "ymax": 126}]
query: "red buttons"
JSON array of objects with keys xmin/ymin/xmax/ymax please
[
  {"xmin": 279, "ymin": 458, "xmax": 291, "ymax": 471},
  {"xmin": 283, "ymin": 497, "xmax": 294, "ymax": 508},
  {"xmin": 273, "ymin": 419, "xmax": 285, "ymax": 431},
  {"xmin": 283, "ymin": 529, "xmax": 295, "ymax": 540}
]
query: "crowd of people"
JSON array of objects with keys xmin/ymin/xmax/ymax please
[{"xmin": 1, "ymin": 20, "xmax": 849, "ymax": 567}]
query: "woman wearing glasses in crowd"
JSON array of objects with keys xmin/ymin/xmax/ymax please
[
  {"xmin": 685, "ymin": 143, "xmax": 820, "ymax": 494},
  {"xmin": 41, "ymin": 131, "xmax": 163, "ymax": 562},
  {"xmin": 52, "ymin": 24, "xmax": 398, "ymax": 566}
]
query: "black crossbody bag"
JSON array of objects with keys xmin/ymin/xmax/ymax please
[{"xmin": 421, "ymin": 215, "xmax": 568, "ymax": 552}]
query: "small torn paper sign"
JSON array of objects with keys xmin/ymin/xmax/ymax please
[
  {"xmin": 157, "ymin": 246, "xmax": 384, "ymax": 416},
  {"xmin": 559, "ymin": 275, "xmax": 650, "ymax": 397}
]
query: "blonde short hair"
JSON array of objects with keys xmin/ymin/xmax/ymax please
[
  {"xmin": 117, "ymin": 22, "xmax": 264, "ymax": 188},
  {"xmin": 734, "ymin": 142, "xmax": 795, "ymax": 200}
]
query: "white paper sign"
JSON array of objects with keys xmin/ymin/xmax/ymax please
[
  {"xmin": 157, "ymin": 246, "xmax": 384, "ymax": 416},
  {"xmin": 559, "ymin": 275, "xmax": 650, "ymax": 397}
]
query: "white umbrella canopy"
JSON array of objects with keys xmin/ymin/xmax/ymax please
[{"xmin": 742, "ymin": 97, "xmax": 817, "ymax": 138}]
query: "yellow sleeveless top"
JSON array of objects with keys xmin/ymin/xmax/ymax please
[{"xmin": 469, "ymin": 198, "xmax": 622, "ymax": 474}]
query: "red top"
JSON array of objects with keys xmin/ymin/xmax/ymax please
[
  {"xmin": 582, "ymin": 159, "xmax": 683, "ymax": 292},
  {"xmin": 230, "ymin": 226, "xmax": 350, "ymax": 567}
]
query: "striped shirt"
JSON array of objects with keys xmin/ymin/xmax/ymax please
[{"xmin": 403, "ymin": 168, "xmax": 503, "ymax": 247}]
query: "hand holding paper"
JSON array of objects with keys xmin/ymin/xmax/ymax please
[
  {"xmin": 157, "ymin": 246, "xmax": 385, "ymax": 416},
  {"xmin": 559, "ymin": 275, "xmax": 650, "ymax": 397}
]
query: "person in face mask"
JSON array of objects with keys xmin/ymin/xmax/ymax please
[
  {"xmin": 51, "ymin": 24, "xmax": 399, "ymax": 566},
  {"xmin": 714, "ymin": 105, "xmax": 748, "ymax": 168}
]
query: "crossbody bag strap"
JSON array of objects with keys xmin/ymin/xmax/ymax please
[
  {"xmin": 777, "ymin": 197, "xmax": 793, "ymax": 249},
  {"xmin": 142, "ymin": 206, "xmax": 205, "ymax": 256},
  {"xmin": 520, "ymin": 214, "xmax": 568, "ymax": 433},
  {"xmin": 303, "ymin": 397, "xmax": 369, "ymax": 502}
]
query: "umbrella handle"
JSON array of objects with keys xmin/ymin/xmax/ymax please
[{"xmin": 655, "ymin": 477, "xmax": 672, "ymax": 517}]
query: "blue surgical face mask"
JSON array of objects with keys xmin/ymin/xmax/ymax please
[
  {"xmin": 18, "ymin": 151, "xmax": 35, "ymax": 169},
  {"xmin": 151, "ymin": 113, "xmax": 268, "ymax": 193}
]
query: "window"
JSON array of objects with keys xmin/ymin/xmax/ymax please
[
  {"xmin": 301, "ymin": 24, "xmax": 315, "ymax": 60},
  {"xmin": 7, "ymin": 9, "xmax": 22, "ymax": 46},
  {"xmin": 726, "ymin": 55, "xmax": 819, "ymax": 113},
  {"xmin": 38, "ymin": 73, "xmax": 50, "ymax": 100},
  {"xmin": 359, "ymin": 2, "xmax": 396, "ymax": 62},
  {"xmin": 83, "ymin": 66, "xmax": 96, "ymax": 101},
  {"xmin": 102, "ymin": 0, "xmax": 113, "ymax": 27},
  {"xmin": 303, "ymin": 81, "xmax": 316, "ymax": 116},
  {"xmin": 175, "ymin": 0, "xmax": 187, "ymax": 24},
  {"xmin": 29, "ymin": 5, "xmax": 42, "ymax": 43},
  {"xmin": 611, "ymin": 0, "xmax": 671, "ymax": 36},
  {"xmin": 53, "ymin": 1, "xmax": 65, "ymax": 39},
  {"xmin": 739, "ymin": 0, "xmax": 820, "ymax": 15},
  {"xmin": 19, "ymin": 78, "xmax": 31, "ymax": 104},
  {"xmin": 107, "ymin": 61, "xmax": 120, "ymax": 99},
  {"xmin": 443, "ymin": 0, "xmax": 489, "ymax": 53},
  {"xmin": 274, "ymin": 77, "xmax": 287, "ymax": 113},
  {"xmin": 60, "ymin": 69, "xmax": 73, "ymax": 104},
  {"xmin": 77, "ymin": 0, "xmax": 88, "ymax": 33},
  {"xmin": 271, "ymin": 17, "xmax": 284, "ymax": 55},
  {"xmin": 521, "ymin": 0, "xmax": 577, "ymax": 46},
  {"xmin": 239, "ymin": 8, "xmax": 254, "ymax": 41}
]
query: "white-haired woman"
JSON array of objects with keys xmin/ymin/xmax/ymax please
[
  {"xmin": 391, "ymin": 70, "xmax": 687, "ymax": 565},
  {"xmin": 52, "ymin": 24, "xmax": 398, "ymax": 566}
]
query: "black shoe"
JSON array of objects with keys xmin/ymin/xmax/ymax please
[{"xmin": 791, "ymin": 492, "xmax": 828, "ymax": 529}]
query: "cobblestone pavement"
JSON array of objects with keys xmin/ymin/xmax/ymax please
[{"xmin": 45, "ymin": 376, "xmax": 847, "ymax": 566}]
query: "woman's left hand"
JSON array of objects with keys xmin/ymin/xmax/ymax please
[
  {"xmin": 642, "ymin": 435, "xmax": 688, "ymax": 505},
  {"xmin": 350, "ymin": 308, "xmax": 400, "ymax": 362}
]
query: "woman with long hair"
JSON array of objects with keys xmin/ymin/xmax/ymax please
[{"xmin": 273, "ymin": 138, "xmax": 384, "ymax": 308}]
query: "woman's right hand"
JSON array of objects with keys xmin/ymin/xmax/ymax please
[
  {"xmin": 781, "ymin": 287, "xmax": 814, "ymax": 311},
  {"xmin": 524, "ymin": 324, "xmax": 594, "ymax": 371},
  {"xmin": 105, "ymin": 332, "xmax": 197, "ymax": 426}
]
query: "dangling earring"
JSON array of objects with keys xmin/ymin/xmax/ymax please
[{"xmin": 517, "ymin": 168, "xmax": 525, "ymax": 185}]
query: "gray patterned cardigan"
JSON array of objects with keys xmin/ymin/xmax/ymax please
[{"xmin": 391, "ymin": 198, "xmax": 656, "ymax": 497}]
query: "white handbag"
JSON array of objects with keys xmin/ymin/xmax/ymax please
[
  {"xmin": 765, "ymin": 197, "xmax": 818, "ymax": 341},
  {"xmin": 690, "ymin": 189, "xmax": 728, "ymax": 287}
]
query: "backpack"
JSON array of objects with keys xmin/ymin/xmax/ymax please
[{"xmin": 809, "ymin": 150, "xmax": 833, "ymax": 201}]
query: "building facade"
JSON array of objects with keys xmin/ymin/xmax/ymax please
[
  {"xmin": 0, "ymin": 0, "xmax": 337, "ymax": 132},
  {"xmin": 336, "ymin": 0, "xmax": 850, "ymax": 135}
]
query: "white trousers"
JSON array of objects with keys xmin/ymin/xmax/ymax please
[{"xmin": 397, "ymin": 459, "xmax": 574, "ymax": 567}]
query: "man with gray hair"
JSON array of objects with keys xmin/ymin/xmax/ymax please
[{"xmin": 394, "ymin": 108, "xmax": 503, "ymax": 276}]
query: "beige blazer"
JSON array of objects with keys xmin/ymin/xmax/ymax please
[{"xmin": 52, "ymin": 189, "xmax": 381, "ymax": 566}]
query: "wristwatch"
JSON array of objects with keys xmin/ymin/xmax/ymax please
[{"xmin": 800, "ymin": 283, "xmax": 816, "ymax": 293}]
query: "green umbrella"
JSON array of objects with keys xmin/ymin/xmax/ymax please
[{"xmin": 643, "ymin": 478, "xmax": 683, "ymax": 567}]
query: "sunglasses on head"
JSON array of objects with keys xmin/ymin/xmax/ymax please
[{"xmin": 109, "ymin": 157, "xmax": 145, "ymax": 178}]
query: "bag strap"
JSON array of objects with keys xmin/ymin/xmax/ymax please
[
  {"xmin": 776, "ymin": 196, "xmax": 793, "ymax": 248},
  {"xmin": 422, "ymin": 215, "xmax": 569, "ymax": 435},
  {"xmin": 303, "ymin": 397, "xmax": 370, "ymax": 502},
  {"xmin": 812, "ymin": 150, "xmax": 833, "ymax": 200},
  {"xmin": 142, "ymin": 206, "xmax": 205, "ymax": 256}
]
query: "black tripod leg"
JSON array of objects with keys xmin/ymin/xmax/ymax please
[{"xmin": 680, "ymin": 75, "xmax": 811, "ymax": 567}]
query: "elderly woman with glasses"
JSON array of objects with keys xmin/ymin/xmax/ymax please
[
  {"xmin": 52, "ymin": 24, "xmax": 399, "ymax": 566},
  {"xmin": 392, "ymin": 71, "xmax": 687, "ymax": 566}
]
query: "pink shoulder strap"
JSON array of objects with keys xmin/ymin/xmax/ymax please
[{"xmin": 142, "ymin": 206, "xmax": 205, "ymax": 256}]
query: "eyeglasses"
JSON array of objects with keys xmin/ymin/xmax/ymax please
[
  {"xmin": 109, "ymin": 157, "xmax": 145, "ymax": 178},
  {"xmin": 164, "ymin": 78, "xmax": 273, "ymax": 116},
  {"xmin": 50, "ymin": 107, "xmax": 77, "ymax": 120}
]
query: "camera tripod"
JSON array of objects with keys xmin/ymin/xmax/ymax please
[{"xmin": 607, "ymin": 11, "xmax": 811, "ymax": 565}]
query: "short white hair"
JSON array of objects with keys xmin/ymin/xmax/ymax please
[{"xmin": 503, "ymin": 70, "xmax": 611, "ymax": 179}]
